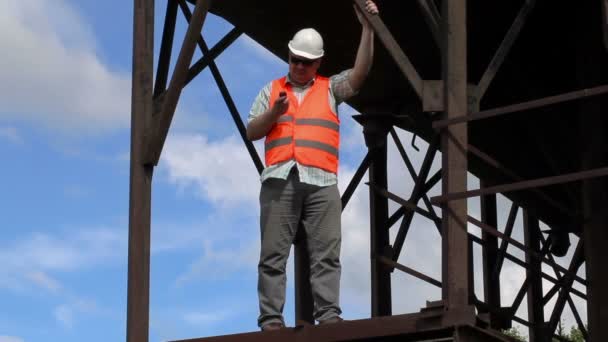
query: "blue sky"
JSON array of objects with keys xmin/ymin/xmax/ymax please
[{"xmin": 0, "ymin": 1, "xmax": 587, "ymax": 341}]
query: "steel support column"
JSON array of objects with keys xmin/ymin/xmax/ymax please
[
  {"xmin": 127, "ymin": 0, "xmax": 154, "ymax": 341},
  {"xmin": 578, "ymin": 2, "xmax": 608, "ymax": 339},
  {"xmin": 523, "ymin": 211, "xmax": 545, "ymax": 341},
  {"xmin": 368, "ymin": 138, "xmax": 392, "ymax": 317},
  {"xmin": 441, "ymin": 0, "xmax": 471, "ymax": 310},
  {"xmin": 294, "ymin": 232, "xmax": 314, "ymax": 324},
  {"xmin": 480, "ymin": 180, "xmax": 502, "ymax": 329}
]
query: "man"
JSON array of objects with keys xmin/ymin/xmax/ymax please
[{"xmin": 247, "ymin": 0, "xmax": 379, "ymax": 331}]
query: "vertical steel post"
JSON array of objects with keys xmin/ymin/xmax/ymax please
[
  {"xmin": 578, "ymin": 2, "xmax": 608, "ymax": 340},
  {"xmin": 523, "ymin": 211, "xmax": 545, "ymax": 341},
  {"xmin": 294, "ymin": 234, "xmax": 314, "ymax": 324},
  {"xmin": 369, "ymin": 136, "xmax": 391, "ymax": 317},
  {"xmin": 441, "ymin": 0, "xmax": 471, "ymax": 310},
  {"xmin": 480, "ymin": 181, "xmax": 501, "ymax": 328},
  {"xmin": 127, "ymin": 0, "xmax": 154, "ymax": 341}
]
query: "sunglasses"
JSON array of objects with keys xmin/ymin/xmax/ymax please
[{"xmin": 290, "ymin": 56, "xmax": 317, "ymax": 66}]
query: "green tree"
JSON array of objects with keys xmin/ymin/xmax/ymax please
[
  {"xmin": 503, "ymin": 327, "xmax": 527, "ymax": 341},
  {"xmin": 568, "ymin": 325, "xmax": 585, "ymax": 342}
]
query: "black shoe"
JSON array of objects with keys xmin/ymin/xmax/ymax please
[
  {"xmin": 318, "ymin": 316, "xmax": 344, "ymax": 325},
  {"xmin": 261, "ymin": 322, "xmax": 285, "ymax": 331}
]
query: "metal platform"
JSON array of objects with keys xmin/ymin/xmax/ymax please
[{"xmin": 126, "ymin": 0, "xmax": 607, "ymax": 341}]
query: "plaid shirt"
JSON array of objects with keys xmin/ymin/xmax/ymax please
[{"xmin": 248, "ymin": 70, "xmax": 356, "ymax": 186}]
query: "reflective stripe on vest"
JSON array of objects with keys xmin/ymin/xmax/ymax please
[{"xmin": 264, "ymin": 76, "xmax": 340, "ymax": 173}]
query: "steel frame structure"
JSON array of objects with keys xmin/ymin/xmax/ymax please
[{"xmin": 128, "ymin": 0, "xmax": 607, "ymax": 341}]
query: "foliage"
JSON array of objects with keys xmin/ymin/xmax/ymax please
[{"xmin": 502, "ymin": 327, "xmax": 526, "ymax": 341}]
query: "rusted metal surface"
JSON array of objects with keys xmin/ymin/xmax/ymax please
[
  {"xmin": 467, "ymin": 143, "xmax": 573, "ymax": 217},
  {"xmin": 546, "ymin": 242, "xmax": 584, "ymax": 337},
  {"xmin": 353, "ymin": 0, "xmax": 424, "ymax": 99},
  {"xmin": 185, "ymin": 28, "xmax": 241, "ymax": 86},
  {"xmin": 176, "ymin": 1, "xmax": 264, "ymax": 174},
  {"xmin": 154, "ymin": 0, "xmax": 177, "ymax": 98},
  {"xmin": 604, "ymin": 0, "xmax": 608, "ymax": 51},
  {"xmin": 294, "ymin": 231, "xmax": 314, "ymax": 325},
  {"xmin": 469, "ymin": 234, "xmax": 587, "ymax": 301},
  {"xmin": 479, "ymin": 181, "xmax": 502, "ymax": 329},
  {"xmin": 369, "ymin": 184, "xmax": 440, "ymax": 225},
  {"xmin": 466, "ymin": 215, "xmax": 587, "ymax": 286},
  {"xmin": 377, "ymin": 255, "xmax": 442, "ymax": 288},
  {"xmin": 441, "ymin": 0, "xmax": 471, "ymax": 309},
  {"xmin": 414, "ymin": 0, "xmax": 441, "ymax": 48},
  {"xmin": 389, "ymin": 129, "xmax": 440, "ymax": 228},
  {"xmin": 341, "ymin": 152, "xmax": 370, "ymax": 210},
  {"xmin": 391, "ymin": 136, "xmax": 439, "ymax": 262},
  {"xmin": 476, "ymin": 0, "xmax": 536, "ymax": 99},
  {"xmin": 144, "ymin": 0, "xmax": 210, "ymax": 165},
  {"xmin": 522, "ymin": 212, "xmax": 544, "ymax": 342},
  {"xmin": 367, "ymin": 135, "xmax": 392, "ymax": 317},
  {"xmin": 539, "ymin": 234, "xmax": 589, "ymax": 339},
  {"xmin": 431, "ymin": 166, "xmax": 608, "ymax": 205},
  {"xmin": 127, "ymin": 1, "xmax": 154, "ymax": 342},
  {"xmin": 433, "ymin": 84, "xmax": 608, "ymax": 129},
  {"xmin": 492, "ymin": 203, "xmax": 518, "ymax": 278},
  {"xmin": 169, "ymin": 312, "xmax": 456, "ymax": 342}
]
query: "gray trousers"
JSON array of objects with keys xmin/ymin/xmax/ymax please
[{"xmin": 257, "ymin": 169, "xmax": 342, "ymax": 327}]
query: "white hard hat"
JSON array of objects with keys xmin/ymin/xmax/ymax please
[{"xmin": 288, "ymin": 28, "xmax": 324, "ymax": 60}]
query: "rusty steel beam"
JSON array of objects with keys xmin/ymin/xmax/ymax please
[
  {"xmin": 467, "ymin": 143, "xmax": 573, "ymax": 217},
  {"xmin": 153, "ymin": 0, "xmax": 178, "ymax": 98},
  {"xmin": 177, "ymin": 0, "xmax": 264, "ymax": 174},
  {"xmin": 431, "ymin": 166, "xmax": 608, "ymax": 204},
  {"xmin": 476, "ymin": 0, "xmax": 536, "ymax": 99},
  {"xmin": 293, "ymin": 230, "xmax": 314, "ymax": 325},
  {"xmin": 546, "ymin": 242, "xmax": 585, "ymax": 337},
  {"xmin": 469, "ymin": 234, "xmax": 587, "ymax": 301},
  {"xmin": 368, "ymin": 139, "xmax": 392, "ymax": 317},
  {"xmin": 441, "ymin": 0, "xmax": 471, "ymax": 309},
  {"xmin": 185, "ymin": 27, "xmax": 242, "ymax": 86},
  {"xmin": 354, "ymin": 0, "xmax": 424, "ymax": 99},
  {"xmin": 604, "ymin": 0, "xmax": 608, "ymax": 51},
  {"xmin": 464, "ymin": 214, "xmax": 587, "ymax": 286},
  {"xmin": 144, "ymin": 0, "xmax": 210, "ymax": 166},
  {"xmin": 169, "ymin": 312, "xmax": 456, "ymax": 342},
  {"xmin": 386, "ymin": 169, "xmax": 442, "ymax": 229},
  {"xmin": 538, "ymin": 235, "xmax": 589, "ymax": 340},
  {"xmin": 389, "ymin": 129, "xmax": 440, "ymax": 225},
  {"xmin": 392, "ymin": 136, "xmax": 439, "ymax": 262},
  {"xmin": 341, "ymin": 152, "xmax": 371, "ymax": 210},
  {"xmin": 377, "ymin": 255, "xmax": 442, "ymax": 288},
  {"xmin": 414, "ymin": 0, "xmax": 441, "ymax": 48},
  {"xmin": 492, "ymin": 203, "xmax": 518, "ymax": 278},
  {"xmin": 523, "ymin": 212, "xmax": 545, "ymax": 342},
  {"xmin": 480, "ymin": 181, "xmax": 502, "ymax": 329},
  {"xmin": 127, "ymin": 0, "xmax": 154, "ymax": 341},
  {"xmin": 510, "ymin": 276, "xmax": 530, "ymax": 317},
  {"xmin": 369, "ymin": 184, "xmax": 441, "ymax": 225},
  {"xmin": 433, "ymin": 84, "xmax": 608, "ymax": 129}
]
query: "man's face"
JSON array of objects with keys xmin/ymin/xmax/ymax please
[{"xmin": 288, "ymin": 54, "xmax": 321, "ymax": 85}]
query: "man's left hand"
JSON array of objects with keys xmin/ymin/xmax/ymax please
[{"xmin": 354, "ymin": 0, "xmax": 379, "ymax": 28}]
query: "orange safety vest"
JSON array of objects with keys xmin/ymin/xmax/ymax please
[{"xmin": 264, "ymin": 76, "xmax": 340, "ymax": 174}]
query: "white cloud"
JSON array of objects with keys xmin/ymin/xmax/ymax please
[
  {"xmin": 183, "ymin": 309, "xmax": 235, "ymax": 326},
  {"xmin": 54, "ymin": 304, "xmax": 74, "ymax": 329},
  {"xmin": 0, "ymin": 0, "xmax": 130, "ymax": 134},
  {"xmin": 0, "ymin": 336, "xmax": 25, "ymax": 342},
  {"xmin": 53, "ymin": 298, "xmax": 100, "ymax": 330},
  {"xmin": 161, "ymin": 133, "xmax": 260, "ymax": 206},
  {"xmin": 0, "ymin": 227, "xmax": 126, "ymax": 293},
  {"xmin": 0, "ymin": 126, "xmax": 23, "ymax": 144},
  {"xmin": 25, "ymin": 271, "xmax": 62, "ymax": 293}
]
